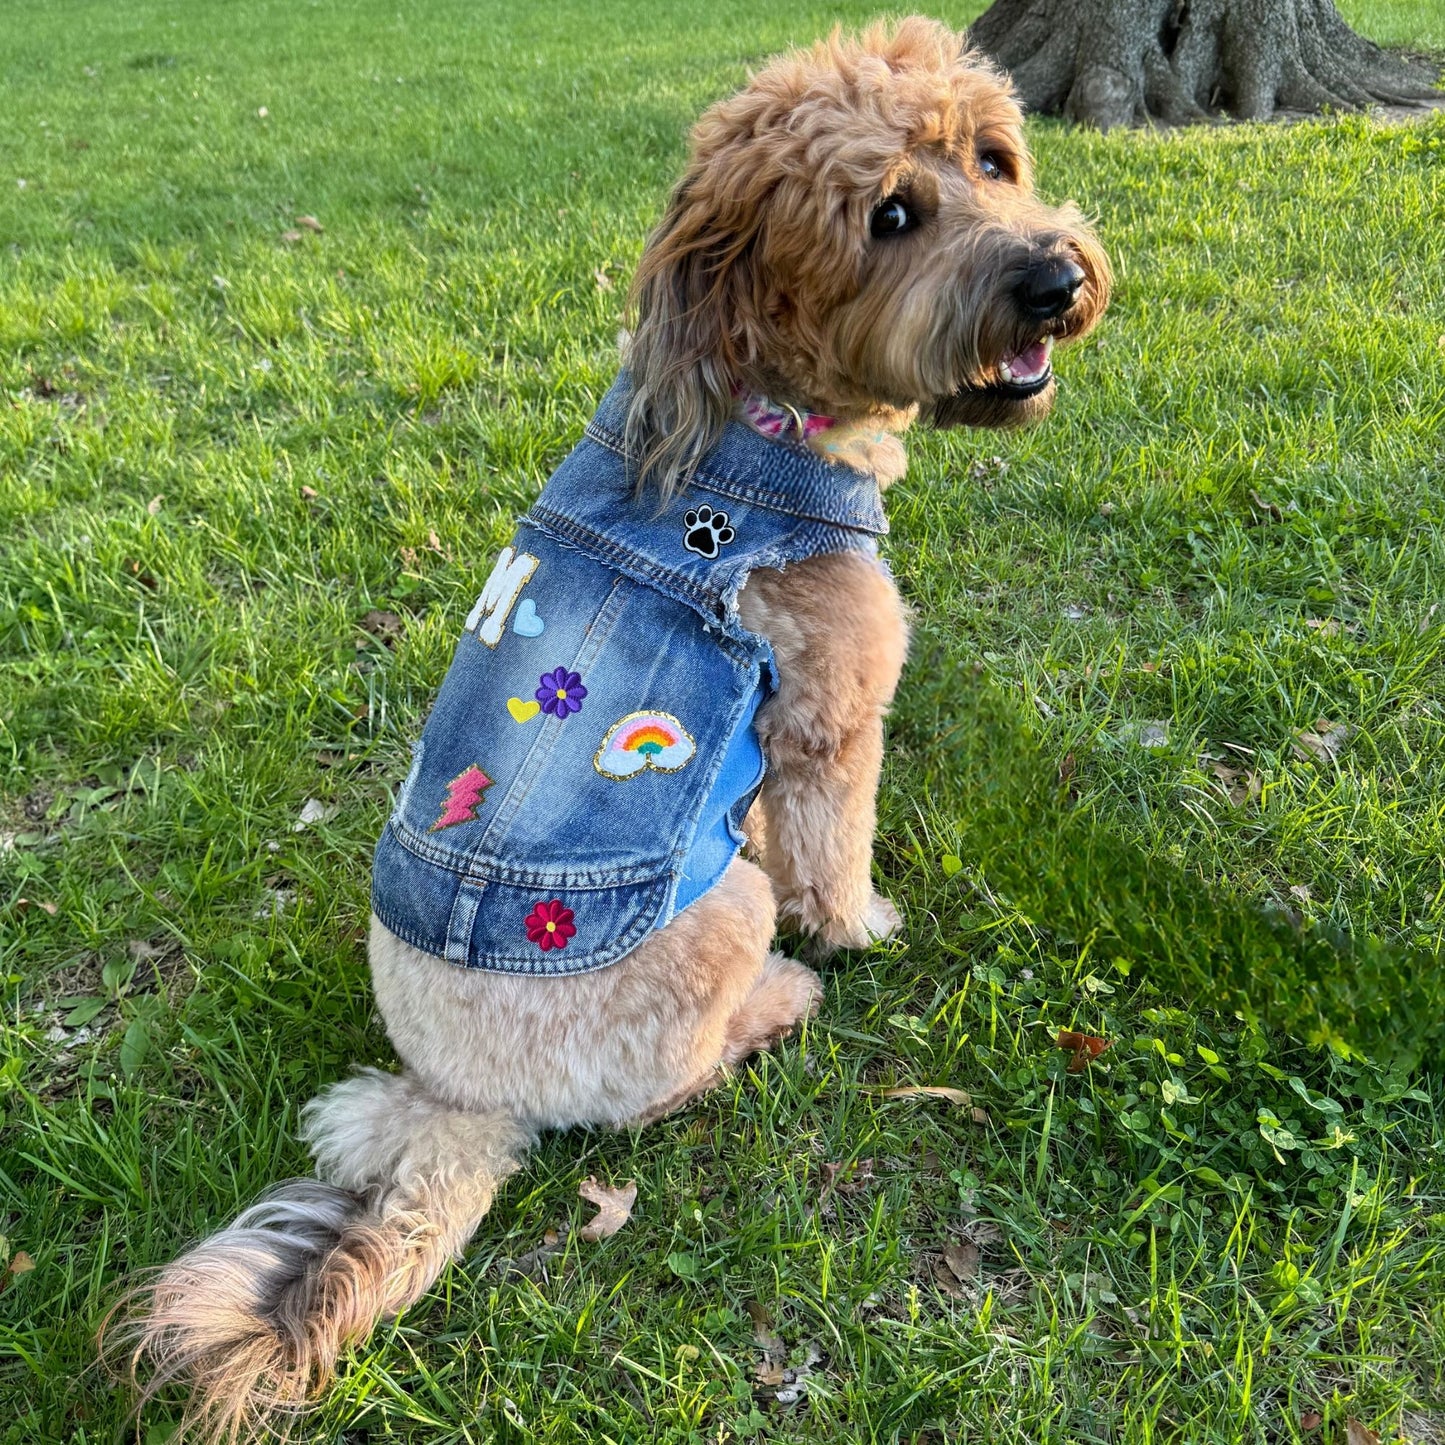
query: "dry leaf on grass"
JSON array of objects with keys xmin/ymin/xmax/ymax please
[
  {"xmin": 1344, "ymin": 1420, "xmax": 1379, "ymax": 1445},
  {"xmin": 295, "ymin": 214, "xmax": 323, "ymax": 232},
  {"xmin": 499, "ymin": 1223, "xmax": 567, "ymax": 1278},
  {"xmin": 746, "ymin": 1299, "xmax": 787, "ymax": 1386},
  {"xmin": 577, "ymin": 1177, "xmax": 636, "ymax": 1242},
  {"xmin": 1298, "ymin": 1410, "xmax": 1322, "ymax": 1432},
  {"xmin": 930, "ymin": 1255, "xmax": 965, "ymax": 1298},
  {"xmin": 293, "ymin": 798, "xmax": 336, "ymax": 832},
  {"xmin": 1207, "ymin": 758, "xmax": 1262, "ymax": 808},
  {"xmin": 280, "ymin": 229, "xmax": 303, "ymax": 243},
  {"xmin": 146, "ymin": 494, "xmax": 163, "ymax": 515},
  {"xmin": 941, "ymin": 1241, "xmax": 980, "ymax": 1281},
  {"xmin": 820, "ymin": 1158, "xmax": 875, "ymax": 1200},
  {"xmin": 874, "ymin": 1084, "xmax": 972, "ymax": 1107},
  {"xmin": 299, "ymin": 484, "xmax": 318, "ymax": 500},
  {"xmin": 1056, "ymin": 1029, "xmax": 1112, "ymax": 1073},
  {"xmin": 16, "ymin": 898, "xmax": 59, "ymax": 916},
  {"xmin": 1291, "ymin": 719, "xmax": 1351, "ymax": 764},
  {"xmin": 359, "ymin": 609, "xmax": 405, "ymax": 646},
  {"xmin": 0, "ymin": 1250, "xmax": 35, "ymax": 1292}
]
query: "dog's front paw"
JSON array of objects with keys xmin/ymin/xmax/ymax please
[{"xmin": 806, "ymin": 893, "xmax": 903, "ymax": 958}]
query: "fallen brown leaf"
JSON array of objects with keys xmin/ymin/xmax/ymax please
[
  {"xmin": 578, "ymin": 1176, "xmax": 636, "ymax": 1242},
  {"xmin": 941, "ymin": 1241, "xmax": 980, "ymax": 1280},
  {"xmin": 1291, "ymin": 719, "xmax": 1351, "ymax": 764},
  {"xmin": 1056, "ymin": 1029, "xmax": 1112, "ymax": 1073},
  {"xmin": 820, "ymin": 1158, "xmax": 876, "ymax": 1199},
  {"xmin": 299, "ymin": 484, "xmax": 318, "ymax": 500},
  {"xmin": 1298, "ymin": 1410, "xmax": 1322, "ymax": 1432},
  {"xmin": 930, "ymin": 1255, "xmax": 964, "ymax": 1298},
  {"xmin": 499, "ymin": 1222, "xmax": 567, "ymax": 1278},
  {"xmin": 874, "ymin": 1085, "xmax": 972, "ymax": 1107},
  {"xmin": 746, "ymin": 1299, "xmax": 787, "ymax": 1385},
  {"xmin": 295, "ymin": 214, "xmax": 323, "ymax": 233},
  {"xmin": 146, "ymin": 494, "xmax": 163, "ymax": 515},
  {"xmin": 1344, "ymin": 1420, "xmax": 1379, "ymax": 1445},
  {"xmin": 1207, "ymin": 758, "xmax": 1262, "ymax": 808},
  {"xmin": 280, "ymin": 229, "xmax": 303, "ymax": 244},
  {"xmin": 16, "ymin": 898, "xmax": 58, "ymax": 916},
  {"xmin": 360, "ymin": 609, "xmax": 405, "ymax": 646},
  {"xmin": 0, "ymin": 1250, "xmax": 35, "ymax": 1292}
]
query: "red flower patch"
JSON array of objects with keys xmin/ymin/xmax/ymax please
[{"xmin": 524, "ymin": 899, "xmax": 576, "ymax": 952}]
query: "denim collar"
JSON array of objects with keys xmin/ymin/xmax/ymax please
[{"xmin": 585, "ymin": 370, "xmax": 888, "ymax": 537}]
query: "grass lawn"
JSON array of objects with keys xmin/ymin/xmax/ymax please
[{"xmin": 3, "ymin": 1, "xmax": 1445, "ymax": 1441}]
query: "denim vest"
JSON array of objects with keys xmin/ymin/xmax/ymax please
[{"xmin": 371, "ymin": 372, "xmax": 888, "ymax": 975}]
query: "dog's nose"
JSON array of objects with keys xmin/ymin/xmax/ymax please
[{"xmin": 1017, "ymin": 258, "xmax": 1086, "ymax": 320}]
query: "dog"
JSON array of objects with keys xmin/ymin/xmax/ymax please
[{"xmin": 109, "ymin": 18, "xmax": 1109, "ymax": 1440}]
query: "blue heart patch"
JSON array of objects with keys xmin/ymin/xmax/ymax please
[{"xmin": 513, "ymin": 597, "xmax": 544, "ymax": 637}]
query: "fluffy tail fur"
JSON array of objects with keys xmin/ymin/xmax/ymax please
[{"xmin": 104, "ymin": 1069, "xmax": 531, "ymax": 1444}]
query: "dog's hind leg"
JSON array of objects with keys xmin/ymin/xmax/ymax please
[
  {"xmin": 632, "ymin": 948, "xmax": 823, "ymax": 1125},
  {"xmin": 372, "ymin": 856, "xmax": 817, "ymax": 1131}
]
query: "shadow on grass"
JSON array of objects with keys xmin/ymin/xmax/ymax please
[{"xmin": 935, "ymin": 675, "xmax": 1443, "ymax": 1071}]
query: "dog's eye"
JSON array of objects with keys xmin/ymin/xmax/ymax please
[
  {"xmin": 869, "ymin": 196, "xmax": 917, "ymax": 239},
  {"xmin": 979, "ymin": 152, "xmax": 1005, "ymax": 181}
]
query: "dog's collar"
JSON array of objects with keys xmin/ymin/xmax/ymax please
[{"xmin": 735, "ymin": 391, "xmax": 837, "ymax": 443}]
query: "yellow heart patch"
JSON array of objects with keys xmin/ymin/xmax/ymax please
[{"xmin": 507, "ymin": 696, "xmax": 541, "ymax": 724}]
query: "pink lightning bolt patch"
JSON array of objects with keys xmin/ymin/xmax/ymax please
[{"xmin": 431, "ymin": 764, "xmax": 493, "ymax": 831}]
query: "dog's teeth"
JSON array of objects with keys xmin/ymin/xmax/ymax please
[{"xmin": 1000, "ymin": 360, "xmax": 1014, "ymax": 380}]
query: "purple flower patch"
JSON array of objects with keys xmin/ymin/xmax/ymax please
[{"xmin": 536, "ymin": 666, "xmax": 587, "ymax": 718}]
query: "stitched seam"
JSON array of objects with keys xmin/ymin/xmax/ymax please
[
  {"xmin": 376, "ymin": 879, "xmax": 668, "ymax": 975},
  {"xmin": 584, "ymin": 423, "xmax": 886, "ymax": 533}
]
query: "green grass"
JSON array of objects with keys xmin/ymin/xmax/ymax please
[{"xmin": 3, "ymin": 1, "xmax": 1445, "ymax": 1441}]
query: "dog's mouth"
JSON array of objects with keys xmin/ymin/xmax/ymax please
[
  {"xmin": 929, "ymin": 335, "xmax": 1059, "ymax": 428},
  {"xmin": 993, "ymin": 335, "xmax": 1054, "ymax": 396}
]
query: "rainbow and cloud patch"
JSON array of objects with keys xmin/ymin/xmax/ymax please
[{"xmin": 594, "ymin": 711, "xmax": 696, "ymax": 780}]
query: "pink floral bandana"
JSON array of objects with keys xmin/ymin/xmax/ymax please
[{"xmin": 737, "ymin": 392, "xmax": 838, "ymax": 443}]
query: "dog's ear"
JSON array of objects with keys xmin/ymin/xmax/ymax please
[{"xmin": 624, "ymin": 147, "xmax": 770, "ymax": 499}]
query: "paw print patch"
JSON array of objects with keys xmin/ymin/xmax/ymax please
[{"xmin": 682, "ymin": 504, "xmax": 736, "ymax": 560}]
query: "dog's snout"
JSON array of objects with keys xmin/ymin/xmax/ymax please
[{"xmin": 1016, "ymin": 258, "xmax": 1086, "ymax": 320}]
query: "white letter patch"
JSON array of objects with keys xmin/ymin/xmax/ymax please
[{"xmin": 465, "ymin": 547, "xmax": 540, "ymax": 647}]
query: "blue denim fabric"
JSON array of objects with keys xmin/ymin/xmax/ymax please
[{"xmin": 371, "ymin": 371, "xmax": 888, "ymax": 975}]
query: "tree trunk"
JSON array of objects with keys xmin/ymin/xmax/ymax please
[{"xmin": 970, "ymin": 0, "xmax": 1443, "ymax": 128}]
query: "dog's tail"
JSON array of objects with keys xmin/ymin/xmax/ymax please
[{"xmin": 103, "ymin": 1068, "xmax": 531, "ymax": 1444}]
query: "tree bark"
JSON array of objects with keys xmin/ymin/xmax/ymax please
[{"xmin": 970, "ymin": 0, "xmax": 1443, "ymax": 128}]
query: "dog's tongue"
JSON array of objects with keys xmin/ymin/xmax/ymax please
[{"xmin": 1000, "ymin": 338, "xmax": 1051, "ymax": 384}]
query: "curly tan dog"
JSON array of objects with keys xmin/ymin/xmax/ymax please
[{"xmin": 109, "ymin": 17, "xmax": 1109, "ymax": 1440}]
